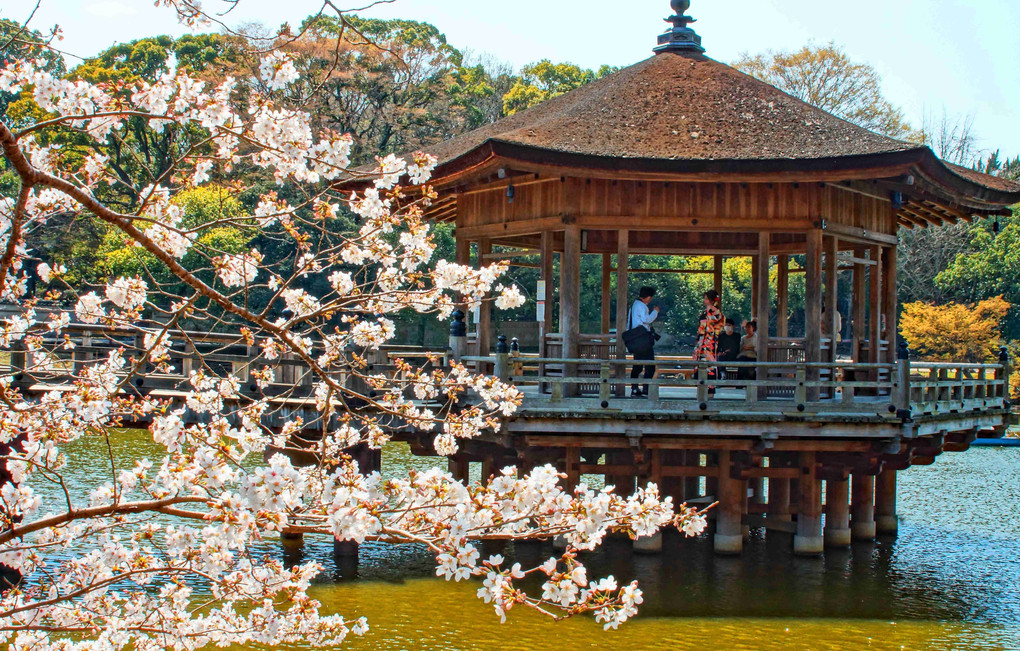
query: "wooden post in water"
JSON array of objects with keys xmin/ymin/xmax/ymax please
[
  {"xmin": 768, "ymin": 476, "xmax": 792, "ymax": 523},
  {"xmin": 794, "ymin": 452, "xmax": 823, "ymax": 555},
  {"xmin": 714, "ymin": 450, "xmax": 744, "ymax": 555},
  {"xmin": 875, "ymin": 469, "xmax": 898, "ymax": 536},
  {"xmin": 823, "ymin": 476, "xmax": 852, "ymax": 547},
  {"xmin": 851, "ymin": 474, "xmax": 877, "ymax": 541}
]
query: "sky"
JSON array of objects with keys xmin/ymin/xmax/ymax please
[{"xmin": 11, "ymin": 0, "xmax": 1020, "ymax": 158}]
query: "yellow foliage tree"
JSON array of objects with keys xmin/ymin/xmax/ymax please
[{"xmin": 899, "ymin": 297, "xmax": 1010, "ymax": 363}]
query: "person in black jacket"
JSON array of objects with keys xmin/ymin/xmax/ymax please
[{"xmin": 716, "ymin": 317, "xmax": 741, "ymax": 380}]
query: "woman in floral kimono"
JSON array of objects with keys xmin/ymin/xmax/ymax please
[{"xmin": 694, "ymin": 290, "xmax": 724, "ymax": 392}]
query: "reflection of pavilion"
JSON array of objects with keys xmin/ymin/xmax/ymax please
[{"xmin": 416, "ymin": 2, "xmax": 1020, "ymax": 555}]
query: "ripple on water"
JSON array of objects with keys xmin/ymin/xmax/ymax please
[{"xmin": 31, "ymin": 435, "xmax": 1020, "ymax": 650}]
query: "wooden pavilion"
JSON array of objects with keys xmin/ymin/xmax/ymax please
[{"xmin": 405, "ymin": 2, "xmax": 1020, "ymax": 554}]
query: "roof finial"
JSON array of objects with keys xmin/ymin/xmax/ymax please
[{"xmin": 655, "ymin": 0, "xmax": 705, "ymax": 54}]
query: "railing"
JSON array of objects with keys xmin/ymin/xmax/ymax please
[
  {"xmin": 909, "ymin": 362, "xmax": 1010, "ymax": 417},
  {"xmin": 463, "ymin": 339, "xmax": 1011, "ymax": 420},
  {"xmin": 7, "ymin": 319, "xmax": 1011, "ymax": 425},
  {"xmin": 4, "ymin": 323, "xmax": 451, "ymax": 402}
]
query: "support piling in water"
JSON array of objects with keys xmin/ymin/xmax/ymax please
[
  {"xmin": 794, "ymin": 452, "xmax": 824, "ymax": 556},
  {"xmin": 714, "ymin": 451, "xmax": 745, "ymax": 555},
  {"xmin": 875, "ymin": 469, "xmax": 899, "ymax": 536},
  {"xmin": 824, "ymin": 477, "xmax": 852, "ymax": 548},
  {"xmin": 851, "ymin": 474, "xmax": 877, "ymax": 541}
]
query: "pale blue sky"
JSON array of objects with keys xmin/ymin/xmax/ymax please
[{"xmin": 12, "ymin": 0, "xmax": 1020, "ymax": 158}]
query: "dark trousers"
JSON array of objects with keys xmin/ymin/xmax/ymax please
[
  {"xmin": 631, "ymin": 348, "xmax": 655, "ymax": 391},
  {"xmin": 736, "ymin": 356, "xmax": 757, "ymax": 380}
]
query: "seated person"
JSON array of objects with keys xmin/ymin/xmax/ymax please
[
  {"xmin": 736, "ymin": 320, "xmax": 758, "ymax": 380},
  {"xmin": 716, "ymin": 318, "xmax": 742, "ymax": 379}
]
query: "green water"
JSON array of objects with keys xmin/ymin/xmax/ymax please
[{"xmin": 33, "ymin": 435, "xmax": 1020, "ymax": 650}]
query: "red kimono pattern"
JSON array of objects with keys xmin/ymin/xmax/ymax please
[{"xmin": 694, "ymin": 305, "xmax": 724, "ymax": 374}]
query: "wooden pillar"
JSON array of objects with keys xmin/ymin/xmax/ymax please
[
  {"xmin": 794, "ymin": 451, "xmax": 823, "ymax": 555},
  {"xmin": 755, "ymin": 234, "xmax": 771, "ymax": 369},
  {"xmin": 713, "ymin": 255, "xmax": 724, "ymax": 299},
  {"xmin": 601, "ymin": 252, "xmax": 612, "ymax": 335},
  {"xmin": 455, "ymin": 237, "xmax": 471, "ymax": 310},
  {"xmin": 776, "ymin": 254, "xmax": 790, "ymax": 338},
  {"xmin": 477, "ymin": 239, "xmax": 492, "ymax": 356},
  {"xmin": 714, "ymin": 450, "xmax": 744, "ymax": 555},
  {"xmin": 823, "ymin": 477, "xmax": 851, "ymax": 548},
  {"xmin": 768, "ymin": 477, "xmax": 792, "ymax": 522},
  {"xmin": 805, "ymin": 229, "xmax": 823, "ymax": 401},
  {"xmin": 684, "ymin": 451, "xmax": 702, "ymax": 499},
  {"xmin": 448, "ymin": 456, "xmax": 470, "ymax": 483},
  {"xmin": 875, "ymin": 469, "xmax": 898, "ymax": 536},
  {"xmin": 824, "ymin": 235, "xmax": 839, "ymax": 363},
  {"xmin": 851, "ymin": 473, "xmax": 876, "ymax": 541},
  {"xmin": 561, "ymin": 225, "xmax": 581, "ymax": 396},
  {"xmin": 606, "ymin": 449, "xmax": 635, "ymax": 497},
  {"xmin": 869, "ymin": 245, "xmax": 883, "ymax": 366},
  {"xmin": 615, "ymin": 230, "xmax": 630, "ymax": 397},
  {"xmin": 539, "ymin": 232, "xmax": 555, "ymax": 342},
  {"xmin": 852, "ymin": 246, "xmax": 867, "ymax": 363},
  {"xmin": 563, "ymin": 446, "xmax": 581, "ymax": 493},
  {"xmin": 883, "ymin": 245, "xmax": 898, "ymax": 365}
]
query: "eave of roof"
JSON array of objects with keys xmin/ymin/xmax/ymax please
[{"xmin": 414, "ymin": 52, "xmax": 1020, "ymax": 209}]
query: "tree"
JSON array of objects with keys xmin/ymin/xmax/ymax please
[
  {"xmin": 0, "ymin": 18, "xmax": 65, "ymax": 119},
  {"xmin": 503, "ymin": 60, "xmax": 617, "ymax": 115},
  {"xmin": 915, "ymin": 108, "xmax": 979, "ymax": 166},
  {"xmin": 900, "ymin": 297, "xmax": 1010, "ymax": 363},
  {"xmin": 935, "ymin": 212, "xmax": 1020, "ymax": 338},
  {"xmin": 733, "ymin": 42, "xmax": 912, "ymax": 139},
  {"xmin": 0, "ymin": 9, "xmax": 705, "ymax": 648}
]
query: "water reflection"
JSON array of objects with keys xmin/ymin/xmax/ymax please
[{"xmin": 30, "ymin": 434, "xmax": 1020, "ymax": 649}]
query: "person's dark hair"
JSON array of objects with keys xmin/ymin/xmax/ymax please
[
  {"xmin": 726, "ymin": 318, "xmax": 736, "ymax": 326},
  {"xmin": 746, "ymin": 320, "xmax": 758, "ymax": 332},
  {"xmin": 704, "ymin": 290, "xmax": 720, "ymax": 303},
  {"xmin": 639, "ymin": 286, "xmax": 657, "ymax": 299}
]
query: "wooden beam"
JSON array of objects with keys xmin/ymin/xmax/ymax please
[
  {"xmin": 482, "ymin": 249, "xmax": 539, "ymax": 261},
  {"xmin": 820, "ymin": 220, "xmax": 899, "ymax": 246},
  {"xmin": 615, "ymin": 230, "xmax": 630, "ymax": 398}
]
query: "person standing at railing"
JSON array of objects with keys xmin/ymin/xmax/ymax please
[
  {"xmin": 623, "ymin": 286, "xmax": 659, "ymax": 397},
  {"xmin": 694, "ymin": 290, "xmax": 724, "ymax": 395},
  {"xmin": 736, "ymin": 320, "xmax": 758, "ymax": 380}
]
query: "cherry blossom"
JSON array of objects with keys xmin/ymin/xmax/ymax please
[{"xmin": 0, "ymin": 19, "xmax": 707, "ymax": 649}]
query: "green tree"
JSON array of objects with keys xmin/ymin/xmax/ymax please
[
  {"xmin": 503, "ymin": 60, "xmax": 617, "ymax": 115},
  {"xmin": 936, "ymin": 212, "xmax": 1020, "ymax": 338},
  {"xmin": 0, "ymin": 18, "xmax": 65, "ymax": 119}
]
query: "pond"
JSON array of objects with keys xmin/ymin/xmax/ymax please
[{"xmin": 34, "ymin": 435, "xmax": 1020, "ymax": 650}]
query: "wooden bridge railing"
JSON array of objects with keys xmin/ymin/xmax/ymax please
[
  {"xmin": 3, "ymin": 323, "xmax": 451, "ymax": 403},
  {"xmin": 463, "ymin": 339, "xmax": 1011, "ymax": 420},
  {"xmin": 4, "ymin": 319, "xmax": 1011, "ymax": 426}
]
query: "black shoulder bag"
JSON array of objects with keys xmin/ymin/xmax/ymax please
[{"xmin": 622, "ymin": 303, "xmax": 655, "ymax": 354}]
